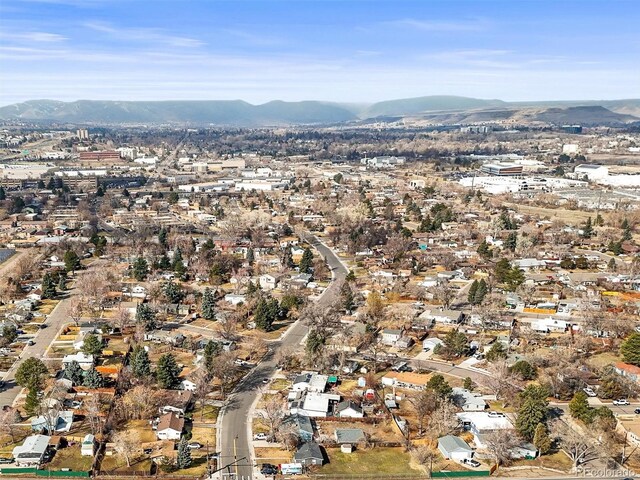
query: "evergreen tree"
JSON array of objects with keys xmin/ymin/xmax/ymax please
[
  {"xmin": 305, "ymin": 329, "xmax": 325, "ymax": 357},
  {"xmin": 25, "ymin": 388, "xmax": 41, "ymax": 416},
  {"xmin": 298, "ymin": 248, "xmax": 314, "ymax": 274},
  {"xmin": 254, "ymin": 298, "xmax": 275, "ymax": 331},
  {"xmin": 57, "ymin": 273, "xmax": 67, "ymax": 291},
  {"xmin": 282, "ymin": 247, "xmax": 294, "ymax": 269},
  {"xmin": 533, "ymin": 423, "xmax": 552, "ymax": 455},
  {"xmin": 156, "ymin": 353, "xmax": 181, "ymax": 389},
  {"xmin": 63, "ymin": 250, "xmax": 81, "ymax": 272},
  {"xmin": 246, "ymin": 247, "xmax": 255, "ymax": 266},
  {"xmin": 620, "ymin": 333, "xmax": 640, "ymax": 366},
  {"xmin": 0, "ymin": 185, "xmax": 5, "ymax": 201},
  {"xmin": 474, "ymin": 279, "xmax": 488, "ymax": 304},
  {"xmin": 504, "ymin": 232, "xmax": 518, "ymax": 252},
  {"xmin": 341, "ymin": 283, "xmax": 355, "ymax": 313},
  {"xmin": 581, "ymin": 216, "xmax": 594, "ymax": 238},
  {"xmin": 135, "ymin": 304, "xmax": 157, "ymax": 331},
  {"xmin": 176, "ymin": 438, "xmax": 192, "ymax": 469},
  {"xmin": 15, "ymin": 357, "xmax": 48, "ymax": 390},
  {"xmin": 130, "ymin": 346, "xmax": 152, "ymax": 378},
  {"xmin": 516, "ymin": 396, "xmax": 548, "ymax": 441},
  {"xmin": 486, "ymin": 342, "xmax": 507, "ymax": 362},
  {"xmin": 494, "ymin": 258, "xmax": 512, "ymax": 283},
  {"xmin": 510, "ymin": 360, "xmax": 537, "ymax": 380},
  {"xmin": 1, "ymin": 325, "xmax": 17, "ymax": 345},
  {"xmin": 158, "ymin": 227, "xmax": 168, "ymax": 248},
  {"xmin": 157, "ymin": 255, "xmax": 171, "ymax": 270},
  {"xmin": 569, "ymin": 391, "xmax": 593, "ymax": 423},
  {"xmin": 41, "ymin": 272, "xmax": 57, "ymax": 299},
  {"xmin": 132, "ymin": 256, "xmax": 149, "ymax": 281},
  {"xmin": 477, "ymin": 240, "xmax": 491, "ymax": 259},
  {"xmin": 463, "ymin": 377, "xmax": 474, "ymax": 391},
  {"xmin": 345, "ymin": 270, "xmax": 356, "ymax": 282},
  {"xmin": 83, "ymin": 367, "xmax": 104, "ymax": 388},
  {"xmin": 426, "ymin": 374, "xmax": 452, "ymax": 398},
  {"xmin": 163, "ymin": 280, "xmax": 184, "ymax": 304},
  {"xmin": 64, "ymin": 360, "xmax": 85, "ymax": 386},
  {"xmin": 608, "ymin": 257, "xmax": 617, "ymax": 272},
  {"xmin": 622, "ymin": 218, "xmax": 633, "ymax": 241},
  {"xmin": 467, "ymin": 280, "xmax": 479, "ymax": 304},
  {"xmin": 81, "ymin": 333, "xmax": 103, "ymax": 356},
  {"xmin": 172, "ymin": 247, "xmax": 184, "ymax": 271},
  {"xmin": 203, "ymin": 340, "xmax": 221, "ymax": 375},
  {"xmin": 201, "ymin": 287, "xmax": 216, "ymax": 320}
]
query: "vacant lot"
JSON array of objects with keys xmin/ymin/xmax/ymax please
[
  {"xmin": 48, "ymin": 446, "xmax": 93, "ymax": 472},
  {"xmin": 320, "ymin": 447, "xmax": 422, "ymax": 476}
]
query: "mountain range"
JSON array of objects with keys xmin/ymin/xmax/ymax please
[{"xmin": 0, "ymin": 96, "xmax": 638, "ymax": 127}]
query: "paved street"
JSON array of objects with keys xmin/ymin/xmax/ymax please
[{"xmin": 217, "ymin": 234, "xmax": 347, "ymax": 479}]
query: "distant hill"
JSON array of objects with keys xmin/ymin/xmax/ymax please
[
  {"xmin": 0, "ymin": 96, "xmax": 638, "ymax": 126},
  {"xmin": 0, "ymin": 99, "xmax": 357, "ymax": 126}
]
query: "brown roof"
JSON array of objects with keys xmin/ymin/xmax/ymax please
[{"xmin": 157, "ymin": 412, "xmax": 184, "ymax": 433}]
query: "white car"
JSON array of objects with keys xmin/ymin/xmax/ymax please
[
  {"xmin": 462, "ymin": 458, "xmax": 481, "ymax": 468},
  {"xmin": 583, "ymin": 387, "xmax": 597, "ymax": 397},
  {"xmin": 613, "ymin": 399, "xmax": 630, "ymax": 406},
  {"xmin": 253, "ymin": 433, "xmax": 268, "ymax": 441}
]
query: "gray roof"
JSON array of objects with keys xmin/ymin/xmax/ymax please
[
  {"xmin": 335, "ymin": 428, "xmax": 366, "ymax": 444},
  {"xmin": 294, "ymin": 442, "xmax": 323, "ymax": 460},
  {"xmin": 336, "ymin": 400, "xmax": 362, "ymax": 414},
  {"xmin": 438, "ymin": 435, "xmax": 472, "ymax": 453}
]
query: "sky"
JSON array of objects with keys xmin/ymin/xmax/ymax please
[{"xmin": 0, "ymin": 0, "xmax": 638, "ymax": 106}]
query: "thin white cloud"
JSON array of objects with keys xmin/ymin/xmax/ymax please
[
  {"xmin": 0, "ymin": 30, "xmax": 67, "ymax": 43},
  {"xmin": 386, "ymin": 18, "xmax": 488, "ymax": 32},
  {"xmin": 83, "ymin": 21, "xmax": 205, "ymax": 48}
]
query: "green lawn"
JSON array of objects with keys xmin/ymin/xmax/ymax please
[
  {"xmin": 47, "ymin": 446, "xmax": 93, "ymax": 471},
  {"xmin": 321, "ymin": 447, "xmax": 422, "ymax": 476}
]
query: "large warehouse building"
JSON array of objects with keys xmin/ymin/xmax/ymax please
[{"xmin": 480, "ymin": 162, "xmax": 523, "ymax": 176}]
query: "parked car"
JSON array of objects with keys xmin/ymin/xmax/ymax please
[
  {"xmin": 253, "ymin": 433, "xmax": 268, "ymax": 441},
  {"xmin": 0, "ymin": 458, "xmax": 13, "ymax": 464},
  {"xmin": 488, "ymin": 411, "xmax": 506, "ymax": 418},
  {"xmin": 462, "ymin": 458, "xmax": 481, "ymax": 468},
  {"xmin": 187, "ymin": 442, "xmax": 203, "ymax": 450},
  {"xmin": 634, "ymin": 408, "xmax": 640, "ymax": 414},
  {"xmin": 583, "ymin": 387, "xmax": 597, "ymax": 397},
  {"xmin": 613, "ymin": 399, "xmax": 630, "ymax": 406},
  {"xmin": 261, "ymin": 378, "xmax": 270, "ymax": 384},
  {"xmin": 143, "ymin": 448, "xmax": 153, "ymax": 455},
  {"xmin": 260, "ymin": 464, "xmax": 278, "ymax": 475}
]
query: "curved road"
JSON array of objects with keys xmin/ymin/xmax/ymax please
[{"xmin": 217, "ymin": 234, "xmax": 348, "ymax": 479}]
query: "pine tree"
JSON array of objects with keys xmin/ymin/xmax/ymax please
[
  {"xmin": 533, "ymin": 423, "xmax": 551, "ymax": 455},
  {"xmin": 41, "ymin": 272, "xmax": 57, "ymax": 299},
  {"xmin": 25, "ymin": 388, "xmax": 41, "ymax": 416},
  {"xmin": 57, "ymin": 273, "xmax": 67, "ymax": 291},
  {"xmin": 163, "ymin": 280, "xmax": 184, "ymax": 304},
  {"xmin": 135, "ymin": 304, "xmax": 157, "ymax": 331},
  {"xmin": 467, "ymin": 280, "xmax": 479, "ymax": 304},
  {"xmin": 81, "ymin": 333, "xmax": 103, "ymax": 356},
  {"xmin": 246, "ymin": 247, "xmax": 255, "ymax": 266},
  {"xmin": 64, "ymin": 250, "xmax": 81, "ymax": 272},
  {"xmin": 176, "ymin": 438, "xmax": 192, "ymax": 469},
  {"xmin": 254, "ymin": 298, "xmax": 275, "ymax": 331},
  {"xmin": 172, "ymin": 247, "xmax": 184, "ymax": 271},
  {"xmin": 298, "ymin": 248, "xmax": 314, "ymax": 274},
  {"xmin": 474, "ymin": 279, "xmax": 488, "ymax": 304},
  {"xmin": 83, "ymin": 367, "xmax": 104, "ymax": 388},
  {"xmin": 156, "ymin": 353, "xmax": 181, "ymax": 389},
  {"xmin": 158, "ymin": 227, "xmax": 168, "ymax": 248},
  {"xmin": 569, "ymin": 391, "xmax": 593, "ymax": 423},
  {"xmin": 64, "ymin": 360, "xmax": 85, "ymax": 386},
  {"xmin": 282, "ymin": 246, "xmax": 294, "ymax": 269},
  {"xmin": 477, "ymin": 240, "xmax": 491, "ymax": 259},
  {"xmin": 504, "ymin": 232, "xmax": 517, "ymax": 252},
  {"xmin": 203, "ymin": 340, "xmax": 221, "ymax": 375},
  {"xmin": 132, "ymin": 256, "xmax": 149, "ymax": 281},
  {"xmin": 201, "ymin": 288, "xmax": 216, "ymax": 320},
  {"xmin": 463, "ymin": 377, "xmax": 474, "ymax": 391},
  {"xmin": 130, "ymin": 346, "xmax": 151, "ymax": 378},
  {"xmin": 516, "ymin": 397, "xmax": 548, "ymax": 441},
  {"xmin": 622, "ymin": 218, "xmax": 632, "ymax": 241},
  {"xmin": 341, "ymin": 283, "xmax": 355, "ymax": 313},
  {"xmin": 620, "ymin": 333, "xmax": 640, "ymax": 366},
  {"xmin": 582, "ymin": 216, "xmax": 594, "ymax": 238},
  {"xmin": 0, "ymin": 185, "xmax": 5, "ymax": 201}
]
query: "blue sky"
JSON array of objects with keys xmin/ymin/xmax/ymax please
[{"xmin": 0, "ymin": 0, "xmax": 638, "ymax": 105}]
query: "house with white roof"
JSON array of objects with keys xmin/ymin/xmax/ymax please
[
  {"xmin": 12, "ymin": 434, "xmax": 51, "ymax": 466},
  {"xmin": 457, "ymin": 411, "xmax": 514, "ymax": 448},
  {"xmin": 451, "ymin": 388, "xmax": 487, "ymax": 412},
  {"xmin": 62, "ymin": 352, "xmax": 94, "ymax": 370}
]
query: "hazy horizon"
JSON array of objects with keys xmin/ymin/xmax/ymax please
[{"xmin": 1, "ymin": 0, "xmax": 638, "ymax": 106}]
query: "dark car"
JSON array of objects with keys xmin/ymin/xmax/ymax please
[
  {"xmin": 260, "ymin": 464, "xmax": 278, "ymax": 475},
  {"xmin": 143, "ymin": 448, "xmax": 153, "ymax": 455},
  {"xmin": 0, "ymin": 458, "xmax": 13, "ymax": 464},
  {"xmin": 635, "ymin": 408, "xmax": 640, "ymax": 414}
]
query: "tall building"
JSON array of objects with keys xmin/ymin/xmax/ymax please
[{"xmin": 76, "ymin": 129, "xmax": 89, "ymax": 140}]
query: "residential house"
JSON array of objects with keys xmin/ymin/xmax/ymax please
[
  {"xmin": 336, "ymin": 400, "xmax": 364, "ymax": 418},
  {"xmin": 62, "ymin": 352, "xmax": 94, "ymax": 370},
  {"xmin": 293, "ymin": 442, "xmax": 324, "ymax": 466},
  {"xmin": 292, "ymin": 373, "xmax": 328, "ymax": 393},
  {"xmin": 457, "ymin": 412, "xmax": 514, "ymax": 448},
  {"xmin": 144, "ymin": 329, "xmax": 185, "ymax": 345},
  {"xmin": 283, "ymin": 415, "xmax": 315, "ymax": 442},
  {"xmin": 423, "ymin": 337, "xmax": 443, "ymax": 351},
  {"xmin": 451, "ymin": 388, "xmax": 487, "ymax": 412},
  {"xmin": 380, "ymin": 328, "xmax": 403, "ymax": 346},
  {"xmin": 181, "ymin": 379, "xmax": 197, "ymax": 392},
  {"xmin": 156, "ymin": 412, "xmax": 184, "ymax": 441},
  {"xmin": 289, "ymin": 392, "xmax": 339, "ymax": 418},
  {"xmin": 438, "ymin": 435, "xmax": 473, "ymax": 461},
  {"xmin": 617, "ymin": 419, "xmax": 640, "ymax": 447},
  {"xmin": 31, "ymin": 411, "xmax": 74, "ymax": 433},
  {"xmin": 259, "ymin": 274, "xmax": 280, "ymax": 291},
  {"xmin": 157, "ymin": 390, "xmax": 194, "ymax": 415},
  {"xmin": 615, "ymin": 362, "xmax": 640, "ymax": 384},
  {"xmin": 12, "ymin": 434, "xmax": 51, "ymax": 466}
]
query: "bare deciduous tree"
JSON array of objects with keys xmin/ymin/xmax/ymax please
[
  {"xmin": 112, "ymin": 430, "xmax": 141, "ymax": 467},
  {"xmin": 259, "ymin": 395, "xmax": 286, "ymax": 442},
  {"xmin": 408, "ymin": 390, "xmax": 438, "ymax": 437},
  {"xmin": 551, "ymin": 420, "xmax": 600, "ymax": 471},
  {"xmin": 485, "ymin": 429, "xmax": 518, "ymax": 466}
]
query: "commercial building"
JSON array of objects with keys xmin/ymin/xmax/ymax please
[{"xmin": 480, "ymin": 162, "xmax": 523, "ymax": 176}]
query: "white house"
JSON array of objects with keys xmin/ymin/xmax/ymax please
[
  {"xmin": 292, "ymin": 373, "xmax": 328, "ymax": 393},
  {"xmin": 259, "ymin": 274, "xmax": 280, "ymax": 291},
  {"xmin": 224, "ymin": 294, "xmax": 246, "ymax": 305},
  {"xmin": 451, "ymin": 388, "xmax": 487, "ymax": 412},
  {"xmin": 12, "ymin": 434, "xmax": 51, "ymax": 466},
  {"xmin": 457, "ymin": 411, "xmax": 514, "ymax": 448},
  {"xmin": 62, "ymin": 352, "xmax": 94, "ymax": 370},
  {"xmin": 156, "ymin": 412, "xmax": 184, "ymax": 441},
  {"xmin": 420, "ymin": 309, "xmax": 463, "ymax": 325},
  {"xmin": 438, "ymin": 435, "xmax": 473, "ymax": 461},
  {"xmin": 380, "ymin": 329, "xmax": 402, "ymax": 346},
  {"xmin": 423, "ymin": 337, "xmax": 444, "ymax": 351}
]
